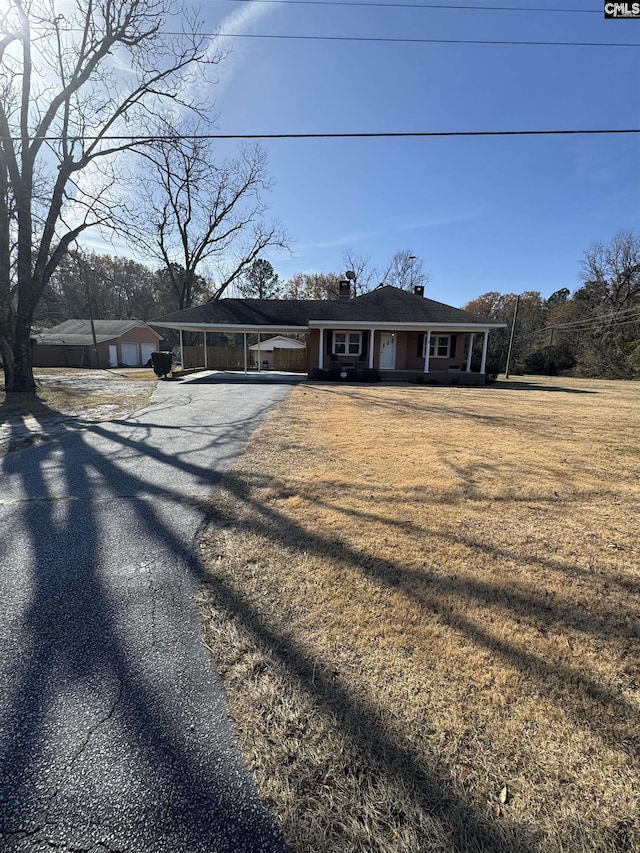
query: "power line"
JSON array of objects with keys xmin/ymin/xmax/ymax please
[
  {"xmin": 548, "ymin": 306, "xmax": 640, "ymax": 330},
  {"xmin": 6, "ymin": 128, "xmax": 639, "ymax": 142},
  {"xmin": 179, "ymin": 31, "xmax": 640, "ymax": 48},
  {"xmin": 514, "ymin": 309, "xmax": 640, "ymax": 346},
  {"xmin": 215, "ymin": 0, "xmax": 601, "ymax": 13}
]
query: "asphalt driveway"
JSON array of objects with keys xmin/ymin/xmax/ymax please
[{"xmin": 0, "ymin": 375, "xmax": 300, "ymax": 851}]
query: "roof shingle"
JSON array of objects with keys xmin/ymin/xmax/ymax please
[{"xmin": 153, "ymin": 286, "xmax": 493, "ymax": 328}]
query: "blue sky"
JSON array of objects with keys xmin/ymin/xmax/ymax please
[
  {"xmin": 109, "ymin": 0, "xmax": 638, "ymax": 307},
  {"xmin": 185, "ymin": 0, "xmax": 640, "ymax": 306}
]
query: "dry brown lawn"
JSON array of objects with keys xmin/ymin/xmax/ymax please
[
  {"xmin": 1, "ymin": 368, "xmax": 156, "ymax": 453},
  {"xmin": 0, "ymin": 367, "xmax": 156, "ymax": 415},
  {"xmin": 198, "ymin": 375, "xmax": 640, "ymax": 853}
]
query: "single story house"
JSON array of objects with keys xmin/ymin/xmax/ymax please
[
  {"xmin": 32, "ymin": 319, "xmax": 162, "ymax": 369},
  {"xmin": 152, "ymin": 285, "xmax": 504, "ymax": 384}
]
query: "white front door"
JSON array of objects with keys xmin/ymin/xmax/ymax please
[
  {"xmin": 379, "ymin": 333, "xmax": 396, "ymax": 369},
  {"xmin": 109, "ymin": 345, "xmax": 118, "ymax": 367}
]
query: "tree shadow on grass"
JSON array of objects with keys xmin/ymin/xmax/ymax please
[
  {"xmin": 492, "ymin": 379, "xmax": 598, "ymax": 394},
  {"xmin": 2, "ymin": 402, "xmax": 635, "ymax": 852},
  {"xmin": 0, "ymin": 395, "xmax": 92, "ymax": 457},
  {"xmin": 214, "ymin": 470, "xmax": 640, "ymax": 755},
  {"xmin": 197, "ymin": 467, "xmax": 639, "ymax": 851}
]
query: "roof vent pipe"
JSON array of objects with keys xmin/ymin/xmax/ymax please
[{"xmin": 413, "ymin": 285, "xmax": 425, "ymax": 297}]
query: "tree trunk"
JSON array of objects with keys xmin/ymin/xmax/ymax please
[{"xmin": 3, "ymin": 328, "xmax": 36, "ymax": 393}]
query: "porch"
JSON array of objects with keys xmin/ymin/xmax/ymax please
[{"xmin": 308, "ymin": 327, "xmax": 491, "ymax": 384}]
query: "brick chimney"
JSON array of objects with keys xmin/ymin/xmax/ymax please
[{"xmin": 338, "ymin": 280, "xmax": 352, "ymax": 300}]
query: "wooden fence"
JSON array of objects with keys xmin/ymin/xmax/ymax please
[
  {"xmin": 182, "ymin": 345, "xmax": 308, "ymax": 373},
  {"xmin": 273, "ymin": 347, "xmax": 308, "ymax": 372}
]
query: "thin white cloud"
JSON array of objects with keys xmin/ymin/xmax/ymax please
[
  {"xmin": 296, "ymin": 208, "xmax": 479, "ymax": 253},
  {"xmin": 188, "ymin": 0, "xmax": 278, "ymax": 99}
]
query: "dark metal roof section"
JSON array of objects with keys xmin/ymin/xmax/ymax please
[
  {"xmin": 34, "ymin": 319, "xmax": 159, "ymax": 346},
  {"xmin": 153, "ymin": 286, "xmax": 493, "ymax": 327}
]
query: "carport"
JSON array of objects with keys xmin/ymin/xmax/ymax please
[{"xmin": 152, "ymin": 322, "xmax": 309, "ymax": 375}]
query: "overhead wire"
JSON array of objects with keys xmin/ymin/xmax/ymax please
[
  {"xmin": 546, "ymin": 305, "xmax": 640, "ymax": 330},
  {"xmin": 213, "ymin": 0, "xmax": 602, "ymax": 13},
  {"xmin": 161, "ymin": 31, "xmax": 640, "ymax": 48},
  {"xmin": 510, "ymin": 309, "xmax": 640, "ymax": 348},
  {"xmin": 4, "ymin": 128, "xmax": 639, "ymax": 142}
]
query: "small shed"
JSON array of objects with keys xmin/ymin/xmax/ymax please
[
  {"xmin": 33, "ymin": 320, "xmax": 162, "ymax": 369},
  {"xmin": 249, "ymin": 335, "xmax": 306, "ymax": 370}
]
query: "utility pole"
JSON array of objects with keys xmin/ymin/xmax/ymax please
[
  {"xmin": 77, "ymin": 255, "xmax": 100, "ymax": 368},
  {"xmin": 504, "ymin": 294, "xmax": 520, "ymax": 379}
]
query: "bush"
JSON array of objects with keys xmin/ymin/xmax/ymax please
[
  {"xmin": 307, "ymin": 368, "xmax": 326, "ymax": 381},
  {"xmin": 360, "ymin": 368, "xmax": 381, "ymax": 383},
  {"xmin": 151, "ymin": 350, "xmax": 173, "ymax": 378}
]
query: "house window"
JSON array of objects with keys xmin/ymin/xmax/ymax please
[
  {"xmin": 333, "ymin": 331, "xmax": 362, "ymax": 356},
  {"xmin": 424, "ymin": 335, "xmax": 451, "ymax": 358}
]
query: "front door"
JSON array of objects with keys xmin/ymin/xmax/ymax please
[{"xmin": 379, "ymin": 333, "xmax": 396, "ymax": 370}]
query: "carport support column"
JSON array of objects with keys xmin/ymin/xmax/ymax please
[
  {"xmin": 179, "ymin": 329, "xmax": 184, "ymax": 370},
  {"xmin": 318, "ymin": 328, "xmax": 324, "ymax": 370},
  {"xmin": 369, "ymin": 329, "xmax": 375, "ymax": 369},
  {"xmin": 480, "ymin": 330, "xmax": 489, "ymax": 374},
  {"xmin": 466, "ymin": 333, "xmax": 474, "ymax": 372},
  {"xmin": 203, "ymin": 331, "xmax": 207, "ymax": 369},
  {"xmin": 243, "ymin": 332, "xmax": 248, "ymax": 375},
  {"xmin": 423, "ymin": 330, "xmax": 431, "ymax": 373}
]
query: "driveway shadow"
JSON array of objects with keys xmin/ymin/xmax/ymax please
[{"xmin": 0, "ymin": 406, "xmax": 286, "ymax": 851}]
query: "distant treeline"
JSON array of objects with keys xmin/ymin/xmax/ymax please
[
  {"xmin": 37, "ymin": 231, "xmax": 640, "ymax": 380},
  {"xmin": 463, "ymin": 231, "xmax": 640, "ymax": 380}
]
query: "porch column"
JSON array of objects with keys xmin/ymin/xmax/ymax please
[
  {"xmin": 179, "ymin": 329, "xmax": 184, "ymax": 369},
  {"xmin": 423, "ymin": 330, "xmax": 431, "ymax": 373},
  {"xmin": 318, "ymin": 328, "xmax": 324, "ymax": 370},
  {"xmin": 480, "ymin": 330, "xmax": 489, "ymax": 374},
  {"xmin": 466, "ymin": 333, "xmax": 474, "ymax": 372},
  {"xmin": 369, "ymin": 329, "xmax": 375, "ymax": 369},
  {"xmin": 204, "ymin": 331, "xmax": 207, "ymax": 369},
  {"xmin": 257, "ymin": 332, "xmax": 261, "ymax": 372},
  {"xmin": 243, "ymin": 332, "xmax": 248, "ymax": 375}
]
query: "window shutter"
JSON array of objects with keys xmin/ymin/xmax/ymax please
[
  {"xmin": 417, "ymin": 334, "xmax": 424, "ymax": 357},
  {"xmin": 361, "ymin": 330, "xmax": 369, "ymax": 357},
  {"xmin": 326, "ymin": 330, "xmax": 333, "ymax": 355},
  {"xmin": 450, "ymin": 334, "xmax": 457, "ymax": 358}
]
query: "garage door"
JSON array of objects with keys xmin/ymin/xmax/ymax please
[
  {"xmin": 140, "ymin": 344, "xmax": 156, "ymax": 366},
  {"xmin": 121, "ymin": 343, "xmax": 140, "ymax": 366}
]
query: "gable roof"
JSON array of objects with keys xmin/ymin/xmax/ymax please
[
  {"xmin": 248, "ymin": 335, "xmax": 306, "ymax": 351},
  {"xmin": 153, "ymin": 286, "xmax": 501, "ymax": 331},
  {"xmin": 34, "ymin": 319, "xmax": 161, "ymax": 346}
]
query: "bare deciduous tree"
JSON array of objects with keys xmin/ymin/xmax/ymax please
[
  {"xmin": 0, "ymin": 0, "xmax": 216, "ymax": 392},
  {"xmin": 341, "ymin": 249, "xmax": 377, "ymax": 295},
  {"xmin": 580, "ymin": 230, "xmax": 640, "ymax": 311},
  {"xmin": 379, "ymin": 249, "xmax": 429, "ymax": 292},
  {"xmin": 138, "ymin": 134, "xmax": 288, "ymax": 311}
]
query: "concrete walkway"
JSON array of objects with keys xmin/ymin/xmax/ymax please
[{"xmin": 0, "ymin": 375, "xmax": 300, "ymax": 851}]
